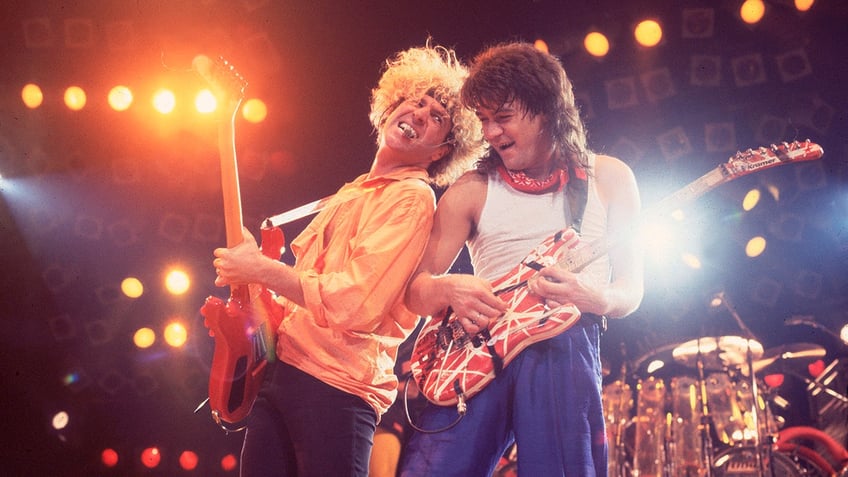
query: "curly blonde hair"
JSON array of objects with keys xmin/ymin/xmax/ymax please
[{"xmin": 370, "ymin": 41, "xmax": 486, "ymax": 188}]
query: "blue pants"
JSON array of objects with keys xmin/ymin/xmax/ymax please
[
  {"xmin": 240, "ymin": 361, "xmax": 378, "ymax": 477},
  {"xmin": 399, "ymin": 321, "xmax": 607, "ymax": 477}
]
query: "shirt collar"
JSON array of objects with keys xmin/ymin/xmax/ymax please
[{"xmin": 361, "ymin": 165, "xmax": 429, "ymax": 187}]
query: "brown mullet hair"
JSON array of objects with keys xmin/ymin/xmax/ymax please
[{"xmin": 461, "ymin": 41, "xmax": 591, "ymax": 174}]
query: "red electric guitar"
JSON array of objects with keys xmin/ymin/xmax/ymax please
[
  {"xmin": 410, "ymin": 140, "xmax": 824, "ymax": 406},
  {"xmin": 195, "ymin": 56, "xmax": 285, "ymax": 428}
]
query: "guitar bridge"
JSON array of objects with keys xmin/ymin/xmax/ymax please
[{"xmin": 436, "ymin": 320, "xmax": 474, "ymax": 350}]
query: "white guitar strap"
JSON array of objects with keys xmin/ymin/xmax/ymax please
[
  {"xmin": 262, "ymin": 182, "xmax": 391, "ymax": 228},
  {"xmin": 262, "ymin": 196, "xmax": 333, "ymax": 228}
]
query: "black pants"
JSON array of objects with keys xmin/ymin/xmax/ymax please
[{"xmin": 240, "ymin": 361, "xmax": 378, "ymax": 477}]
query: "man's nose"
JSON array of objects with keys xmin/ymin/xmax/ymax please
[{"xmin": 482, "ymin": 122, "xmax": 502, "ymax": 139}]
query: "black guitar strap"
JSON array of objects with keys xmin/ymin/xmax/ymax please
[
  {"xmin": 564, "ymin": 159, "xmax": 608, "ymax": 333},
  {"xmin": 564, "ymin": 164, "xmax": 588, "ymax": 234}
]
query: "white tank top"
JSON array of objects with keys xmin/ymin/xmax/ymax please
[{"xmin": 468, "ymin": 154, "xmax": 610, "ymax": 287}]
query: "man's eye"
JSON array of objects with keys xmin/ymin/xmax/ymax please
[{"xmin": 432, "ymin": 114, "xmax": 444, "ymax": 124}]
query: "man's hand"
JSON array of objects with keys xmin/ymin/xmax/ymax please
[{"xmin": 213, "ymin": 227, "xmax": 264, "ymax": 287}]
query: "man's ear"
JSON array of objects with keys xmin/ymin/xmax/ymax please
[{"xmin": 429, "ymin": 143, "xmax": 453, "ymax": 163}]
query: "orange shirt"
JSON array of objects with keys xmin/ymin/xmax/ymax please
[{"xmin": 276, "ymin": 166, "xmax": 435, "ymax": 416}]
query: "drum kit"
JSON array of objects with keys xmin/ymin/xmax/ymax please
[{"xmin": 602, "ymin": 334, "xmax": 846, "ymax": 477}]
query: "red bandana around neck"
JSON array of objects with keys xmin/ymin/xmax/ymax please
[{"xmin": 496, "ymin": 164, "xmax": 568, "ymax": 194}]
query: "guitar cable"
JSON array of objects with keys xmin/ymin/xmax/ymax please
[{"xmin": 401, "ymin": 374, "xmax": 468, "ymax": 434}]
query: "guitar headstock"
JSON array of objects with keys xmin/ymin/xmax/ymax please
[
  {"xmin": 192, "ymin": 55, "xmax": 248, "ymax": 116},
  {"xmin": 723, "ymin": 139, "xmax": 823, "ymax": 179}
]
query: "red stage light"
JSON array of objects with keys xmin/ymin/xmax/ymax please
[
  {"xmin": 221, "ymin": 453, "xmax": 238, "ymax": 472},
  {"xmin": 141, "ymin": 447, "xmax": 161, "ymax": 469},
  {"xmin": 179, "ymin": 450, "xmax": 199, "ymax": 471},
  {"xmin": 101, "ymin": 448, "xmax": 119, "ymax": 467}
]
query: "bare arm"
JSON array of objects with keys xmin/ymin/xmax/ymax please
[
  {"xmin": 405, "ymin": 172, "xmax": 507, "ymax": 331},
  {"xmin": 530, "ymin": 155, "xmax": 644, "ymax": 318}
]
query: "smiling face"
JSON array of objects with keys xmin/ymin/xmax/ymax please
[
  {"xmin": 475, "ymin": 101, "xmax": 556, "ymax": 179},
  {"xmin": 379, "ymin": 95, "xmax": 454, "ymax": 167}
]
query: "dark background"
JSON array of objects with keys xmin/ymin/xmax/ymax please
[{"xmin": 1, "ymin": 0, "xmax": 846, "ymax": 475}]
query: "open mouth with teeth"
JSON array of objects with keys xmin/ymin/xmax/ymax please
[{"xmin": 399, "ymin": 122, "xmax": 418, "ymax": 139}]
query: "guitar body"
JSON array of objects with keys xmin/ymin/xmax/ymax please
[
  {"xmin": 410, "ymin": 140, "xmax": 824, "ymax": 406},
  {"xmin": 202, "ymin": 227, "xmax": 285, "ymax": 425},
  {"xmin": 411, "ymin": 228, "xmax": 582, "ymax": 406}
]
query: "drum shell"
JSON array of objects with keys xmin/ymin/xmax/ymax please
[{"xmin": 712, "ymin": 446, "xmax": 827, "ymax": 477}]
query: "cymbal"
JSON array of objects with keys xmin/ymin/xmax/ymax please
[
  {"xmin": 630, "ymin": 342, "xmax": 682, "ymax": 376},
  {"xmin": 752, "ymin": 342, "xmax": 826, "ymax": 374},
  {"xmin": 672, "ymin": 336, "xmax": 763, "ymax": 370}
]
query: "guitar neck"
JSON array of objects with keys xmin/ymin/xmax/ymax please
[
  {"xmin": 650, "ymin": 165, "xmax": 730, "ymax": 218},
  {"xmin": 563, "ymin": 164, "xmax": 731, "ymax": 273},
  {"xmin": 219, "ymin": 117, "xmax": 244, "ymax": 248}
]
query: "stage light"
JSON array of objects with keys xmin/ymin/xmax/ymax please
[
  {"xmin": 152, "ymin": 88, "xmax": 176, "ymax": 114},
  {"xmin": 533, "ymin": 39, "xmax": 549, "ymax": 54},
  {"xmin": 133, "ymin": 327, "xmax": 155, "ymax": 348},
  {"xmin": 164, "ymin": 269, "xmax": 190, "ymax": 295},
  {"xmin": 634, "ymin": 19, "xmax": 662, "ymax": 47},
  {"xmin": 242, "ymin": 98, "xmax": 267, "ymax": 123},
  {"xmin": 101, "ymin": 448, "xmax": 119, "ymax": 468},
  {"xmin": 179, "ymin": 450, "xmax": 199, "ymax": 471},
  {"xmin": 141, "ymin": 447, "xmax": 161, "ymax": 469},
  {"xmin": 681, "ymin": 252, "xmax": 702, "ymax": 270},
  {"xmin": 221, "ymin": 453, "xmax": 238, "ymax": 472},
  {"xmin": 108, "ymin": 85, "xmax": 133, "ymax": 111},
  {"xmin": 164, "ymin": 321, "xmax": 188, "ymax": 348},
  {"xmin": 840, "ymin": 324, "xmax": 848, "ymax": 345},
  {"xmin": 742, "ymin": 188, "xmax": 761, "ymax": 211},
  {"xmin": 795, "ymin": 0, "xmax": 815, "ymax": 11},
  {"xmin": 583, "ymin": 31, "xmax": 610, "ymax": 58},
  {"xmin": 195, "ymin": 89, "xmax": 217, "ymax": 114},
  {"xmin": 121, "ymin": 276, "xmax": 143, "ymax": 298},
  {"xmin": 64, "ymin": 86, "xmax": 87, "ymax": 111},
  {"xmin": 740, "ymin": 0, "xmax": 766, "ymax": 25},
  {"xmin": 745, "ymin": 236, "xmax": 767, "ymax": 258},
  {"xmin": 51, "ymin": 411, "xmax": 69, "ymax": 430},
  {"xmin": 21, "ymin": 83, "xmax": 44, "ymax": 108}
]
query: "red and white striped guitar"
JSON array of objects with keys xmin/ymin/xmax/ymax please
[{"xmin": 410, "ymin": 140, "xmax": 824, "ymax": 406}]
